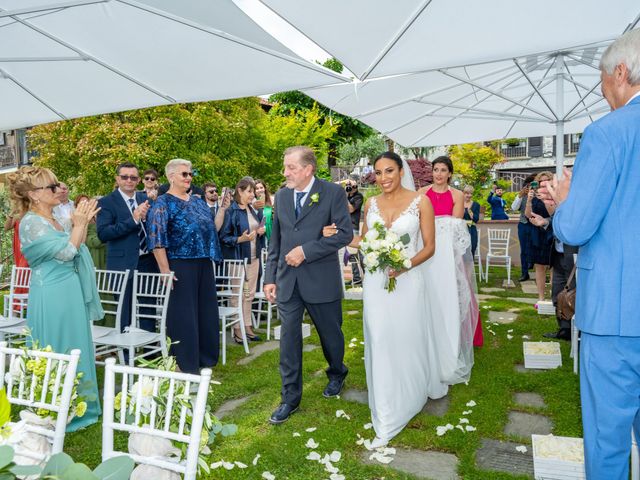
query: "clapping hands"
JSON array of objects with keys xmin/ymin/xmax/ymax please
[{"xmin": 72, "ymin": 198, "xmax": 100, "ymax": 227}]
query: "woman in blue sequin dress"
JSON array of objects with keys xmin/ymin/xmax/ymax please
[{"xmin": 148, "ymin": 159, "xmax": 222, "ymax": 373}]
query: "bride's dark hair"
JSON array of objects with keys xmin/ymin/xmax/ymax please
[{"xmin": 373, "ymin": 151, "xmax": 403, "ymax": 170}]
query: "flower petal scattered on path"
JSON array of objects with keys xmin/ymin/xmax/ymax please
[
  {"xmin": 262, "ymin": 472, "xmax": 275, "ymax": 480},
  {"xmin": 305, "ymin": 438, "xmax": 319, "ymax": 449},
  {"xmin": 252, "ymin": 454, "xmax": 261, "ymax": 465},
  {"xmin": 466, "ymin": 400, "xmax": 477, "ymax": 407},
  {"xmin": 305, "ymin": 427, "xmax": 317, "ymax": 433},
  {"xmin": 306, "ymin": 451, "xmax": 321, "ymax": 461},
  {"xmin": 516, "ymin": 445, "xmax": 528, "ymax": 453}
]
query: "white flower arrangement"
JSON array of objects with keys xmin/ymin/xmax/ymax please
[{"xmin": 360, "ymin": 222, "xmax": 412, "ymax": 292}]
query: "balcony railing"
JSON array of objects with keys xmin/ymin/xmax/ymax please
[{"xmin": 500, "ymin": 145, "xmax": 528, "ymax": 159}]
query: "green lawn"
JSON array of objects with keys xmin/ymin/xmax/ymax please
[{"xmin": 61, "ymin": 268, "xmax": 581, "ymax": 479}]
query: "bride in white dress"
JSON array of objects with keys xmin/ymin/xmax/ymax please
[{"xmin": 341, "ymin": 152, "xmax": 448, "ymax": 447}]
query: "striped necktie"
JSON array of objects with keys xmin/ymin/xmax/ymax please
[
  {"xmin": 295, "ymin": 192, "xmax": 305, "ymax": 218},
  {"xmin": 128, "ymin": 198, "xmax": 148, "ymax": 254}
]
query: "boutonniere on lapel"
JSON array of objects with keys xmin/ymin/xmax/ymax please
[{"xmin": 309, "ymin": 193, "xmax": 320, "ymax": 206}]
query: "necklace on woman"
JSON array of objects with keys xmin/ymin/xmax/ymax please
[{"xmin": 31, "ymin": 209, "xmax": 56, "ymax": 222}]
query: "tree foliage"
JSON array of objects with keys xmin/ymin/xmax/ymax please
[
  {"xmin": 448, "ymin": 143, "xmax": 505, "ymax": 191},
  {"xmin": 337, "ymin": 135, "xmax": 385, "ymax": 166},
  {"xmin": 28, "ymin": 99, "xmax": 337, "ymax": 195}
]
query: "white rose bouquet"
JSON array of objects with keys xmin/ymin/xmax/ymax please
[{"xmin": 359, "ymin": 221, "xmax": 412, "ymax": 293}]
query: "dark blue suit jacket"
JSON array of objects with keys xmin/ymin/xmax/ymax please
[{"xmin": 97, "ymin": 189, "xmax": 149, "ymax": 275}]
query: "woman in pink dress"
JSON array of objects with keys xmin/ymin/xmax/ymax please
[{"xmin": 419, "ymin": 156, "xmax": 481, "ymax": 385}]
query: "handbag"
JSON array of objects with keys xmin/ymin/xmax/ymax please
[{"xmin": 556, "ymin": 264, "xmax": 577, "ymax": 321}]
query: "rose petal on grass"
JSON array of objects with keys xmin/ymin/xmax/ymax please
[
  {"xmin": 348, "ymin": 343, "xmax": 357, "ymax": 348},
  {"xmin": 459, "ymin": 418, "xmax": 469, "ymax": 424},
  {"xmin": 210, "ymin": 461, "xmax": 223, "ymax": 469},
  {"xmin": 324, "ymin": 461, "xmax": 339, "ymax": 474},
  {"xmin": 306, "ymin": 451, "xmax": 321, "ymax": 461},
  {"xmin": 335, "ymin": 410, "xmax": 351, "ymax": 420},
  {"xmin": 508, "ymin": 329, "xmax": 514, "ymax": 333},
  {"xmin": 364, "ymin": 423, "xmax": 373, "ymax": 430},
  {"xmin": 465, "ymin": 425, "xmax": 477, "ymax": 432},
  {"xmin": 222, "ymin": 461, "xmax": 234, "ymax": 470},
  {"xmin": 462, "ymin": 410, "xmax": 472, "ymax": 415},
  {"xmin": 455, "ymin": 425, "xmax": 465, "ymax": 432},
  {"xmin": 369, "ymin": 452, "xmax": 394, "ymax": 464},
  {"xmin": 330, "ymin": 474, "xmax": 345, "ymax": 480},
  {"xmin": 507, "ymin": 334, "xmax": 514, "ymax": 340},
  {"xmin": 262, "ymin": 472, "xmax": 275, "ymax": 480},
  {"xmin": 235, "ymin": 462, "xmax": 248, "ymax": 469},
  {"xmin": 522, "ymin": 335, "xmax": 530, "ymax": 339},
  {"xmin": 330, "ymin": 451, "xmax": 342, "ymax": 462},
  {"xmin": 252, "ymin": 454, "xmax": 261, "ymax": 465},
  {"xmin": 305, "ymin": 438, "xmax": 319, "ymax": 449},
  {"xmin": 516, "ymin": 445, "xmax": 528, "ymax": 453},
  {"xmin": 292, "ymin": 432, "xmax": 301, "ymax": 437},
  {"xmin": 466, "ymin": 400, "xmax": 477, "ymax": 407},
  {"xmin": 305, "ymin": 427, "xmax": 317, "ymax": 433}
]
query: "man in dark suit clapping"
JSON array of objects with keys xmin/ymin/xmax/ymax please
[{"xmin": 97, "ymin": 162, "xmax": 158, "ymax": 332}]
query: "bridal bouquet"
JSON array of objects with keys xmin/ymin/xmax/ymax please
[{"xmin": 360, "ymin": 222, "xmax": 412, "ymax": 293}]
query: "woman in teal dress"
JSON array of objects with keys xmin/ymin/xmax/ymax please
[
  {"xmin": 254, "ymin": 179, "xmax": 273, "ymax": 244},
  {"xmin": 8, "ymin": 166, "xmax": 103, "ymax": 432}
]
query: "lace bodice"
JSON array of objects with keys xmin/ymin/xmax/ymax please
[
  {"xmin": 367, "ymin": 196, "xmax": 421, "ymax": 256},
  {"xmin": 19, "ymin": 212, "xmax": 77, "ymax": 263}
]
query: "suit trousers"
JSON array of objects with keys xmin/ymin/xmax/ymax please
[
  {"xmin": 580, "ymin": 333, "xmax": 640, "ymax": 479},
  {"xmin": 517, "ymin": 222, "xmax": 533, "ymax": 274},
  {"xmin": 550, "ymin": 249, "xmax": 575, "ymax": 330},
  {"xmin": 278, "ymin": 282, "xmax": 348, "ymax": 406},
  {"xmin": 166, "ymin": 258, "xmax": 220, "ymax": 374},
  {"xmin": 120, "ymin": 253, "xmax": 159, "ymax": 332}
]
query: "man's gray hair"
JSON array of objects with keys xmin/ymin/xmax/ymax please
[
  {"xmin": 284, "ymin": 146, "xmax": 317, "ymax": 172},
  {"xmin": 600, "ymin": 29, "xmax": 640, "ymax": 86},
  {"xmin": 165, "ymin": 158, "xmax": 192, "ymax": 178}
]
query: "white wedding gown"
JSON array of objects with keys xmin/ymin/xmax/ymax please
[{"xmin": 363, "ymin": 197, "xmax": 448, "ymax": 442}]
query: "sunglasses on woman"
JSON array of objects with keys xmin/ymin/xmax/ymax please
[
  {"xmin": 178, "ymin": 171, "xmax": 193, "ymax": 178},
  {"xmin": 33, "ymin": 183, "xmax": 60, "ymax": 193},
  {"xmin": 144, "ymin": 176, "xmax": 156, "ymax": 181}
]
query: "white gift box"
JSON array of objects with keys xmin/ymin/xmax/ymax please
[
  {"xmin": 532, "ymin": 434, "xmax": 585, "ymax": 479},
  {"xmin": 273, "ymin": 323, "xmax": 311, "ymax": 340},
  {"xmin": 523, "ymin": 342, "xmax": 562, "ymax": 369},
  {"xmin": 537, "ymin": 301, "xmax": 556, "ymax": 316}
]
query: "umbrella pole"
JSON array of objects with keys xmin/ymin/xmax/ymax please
[{"xmin": 555, "ymin": 54, "xmax": 565, "ymax": 179}]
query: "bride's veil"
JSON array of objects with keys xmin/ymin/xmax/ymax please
[{"xmin": 400, "ymin": 159, "xmax": 416, "ymax": 191}]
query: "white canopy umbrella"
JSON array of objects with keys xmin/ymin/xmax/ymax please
[
  {"xmin": 0, "ymin": 0, "xmax": 348, "ymax": 131},
  {"xmin": 260, "ymin": 0, "xmax": 640, "ymax": 80},
  {"xmin": 304, "ymin": 41, "xmax": 615, "ymax": 174}
]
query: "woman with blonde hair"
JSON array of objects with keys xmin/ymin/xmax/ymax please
[{"xmin": 8, "ymin": 166, "xmax": 103, "ymax": 431}]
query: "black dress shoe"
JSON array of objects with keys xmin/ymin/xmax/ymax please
[
  {"xmin": 269, "ymin": 403, "xmax": 298, "ymax": 424},
  {"xmin": 518, "ymin": 274, "xmax": 530, "ymax": 282},
  {"xmin": 543, "ymin": 328, "xmax": 571, "ymax": 341},
  {"xmin": 323, "ymin": 377, "xmax": 346, "ymax": 398},
  {"xmin": 247, "ymin": 333, "xmax": 262, "ymax": 342}
]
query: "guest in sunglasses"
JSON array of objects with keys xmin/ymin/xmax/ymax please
[
  {"xmin": 8, "ymin": 166, "xmax": 103, "ymax": 431},
  {"xmin": 97, "ymin": 162, "xmax": 159, "ymax": 335},
  {"xmin": 148, "ymin": 159, "xmax": 222, "ymax": 374},
  {"xmin": 203, "ymin": 181, "xmax": 231, "ymax": 231},
  {"xmin": 141, "ymin": 169, "xmax": 159, "ymax": 201}
]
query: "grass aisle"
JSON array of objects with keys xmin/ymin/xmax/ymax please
[{"xmin": 64, "ymin": 268, "xmax": 581, "ymax": 479}]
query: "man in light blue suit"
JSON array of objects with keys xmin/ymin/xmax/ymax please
[{"xmin": 541, "ymin": 29, "xmax": 640, "ymax": 479}]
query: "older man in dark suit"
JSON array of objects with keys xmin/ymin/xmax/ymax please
[
  {"xmin": 264, "ymin": 146, "xmax": 353, "ymax": 424},
  {"xmin": 97, "ymin": 162, "xmax": 158, "ymax": 332}
]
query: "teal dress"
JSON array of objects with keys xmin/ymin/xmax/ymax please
[{"xmin": 19, "ymin": 212, "xmax": 103, "ymax": 432}]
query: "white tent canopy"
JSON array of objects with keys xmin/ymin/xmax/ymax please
[
  {"xmin": 304, "ymin": 42, "xmax": 610, "ymax": 149},
  {"xmin": 0, "ymin": 0, "xmax": 348, "ymax": 131},
  {"xmin": 260, "ymin": 0, "xmax": 640, "ymax": 80}
]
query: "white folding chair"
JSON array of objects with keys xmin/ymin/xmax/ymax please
[
  {"xmin": 485, "ymin": 228, "xmax": 512, "ymax": 284},
  {"xmin": 102, "ymin": 358, "xmax": 211, "ymax": 480},
  {"xmin": 92, "ymin": 269, "xmax": 130, "ymax": 356},
  {"xmin": 0, "ymin": 266, "xmax": 32, "ymax": 342},
  {"xmin": 339, "ymin": 248, "xmax": 363, "ymax": 300},
  {"xmin": 252, "ymin": 248, "xmax": 277, "ymax": 340},
  {"xmin": 475, "ymin": 247, "xmax": 485, "ymax": 282},
  {"xmin": 95, "ymin": 271, "xmax": 173, "ymax": 366},
  {"xmin": 0, "ymin": 341, "xmax": 80, "ymax": 463},
  {"xmin": 216, "ymin": 259, "xmax": 249, "ymax": 364}
]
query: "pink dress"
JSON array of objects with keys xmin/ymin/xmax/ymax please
[{"xmin": 425, "ymin": 188, "xmax": 484, "ymax": 347}]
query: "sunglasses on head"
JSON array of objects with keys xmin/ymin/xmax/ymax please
[
  {"xmin": 33, "ymin": 183, "xmax": 60, "ymax": 193},
  {"xmin": 178, "ymin": 171, "xmax": 193, "ymax": 178},
  {"xmin": 119, "ymin": 174, "xmax": 139, "ymax": 182},
  {"xmin": 144, "ymin": 176, "xmax": 156, "ymax": 181}
]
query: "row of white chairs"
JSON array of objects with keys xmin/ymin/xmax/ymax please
[
  {"xmin": 0, "ymin": 341, "xmax": 210, "ymax": 479},
  {"xmin": 0, "ymin": 256, "xmax": 280, "ymax": 367}
]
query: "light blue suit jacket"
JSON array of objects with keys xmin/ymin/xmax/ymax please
[{"xmin": 553, "ymin": 95, "xmax": 640, "ymax": 336}]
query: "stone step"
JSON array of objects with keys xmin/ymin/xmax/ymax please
[
  {"xmin": 361, "ymin": 448, "xmax": 459, "ymax": 480},
  {"xmin": 476, "ymin": 438, "xmax": 534, "ymax": 478},
  {"xmin": 504, "ymin": 411, "xmax": 552, "ymax": 438},
  {"xmin": 488, "ymin": 311, "xmax": 517, "ymax": 324},
  {"xmin": 514, "ymin": 392, "xmax": 546, "ymax": 409}
]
